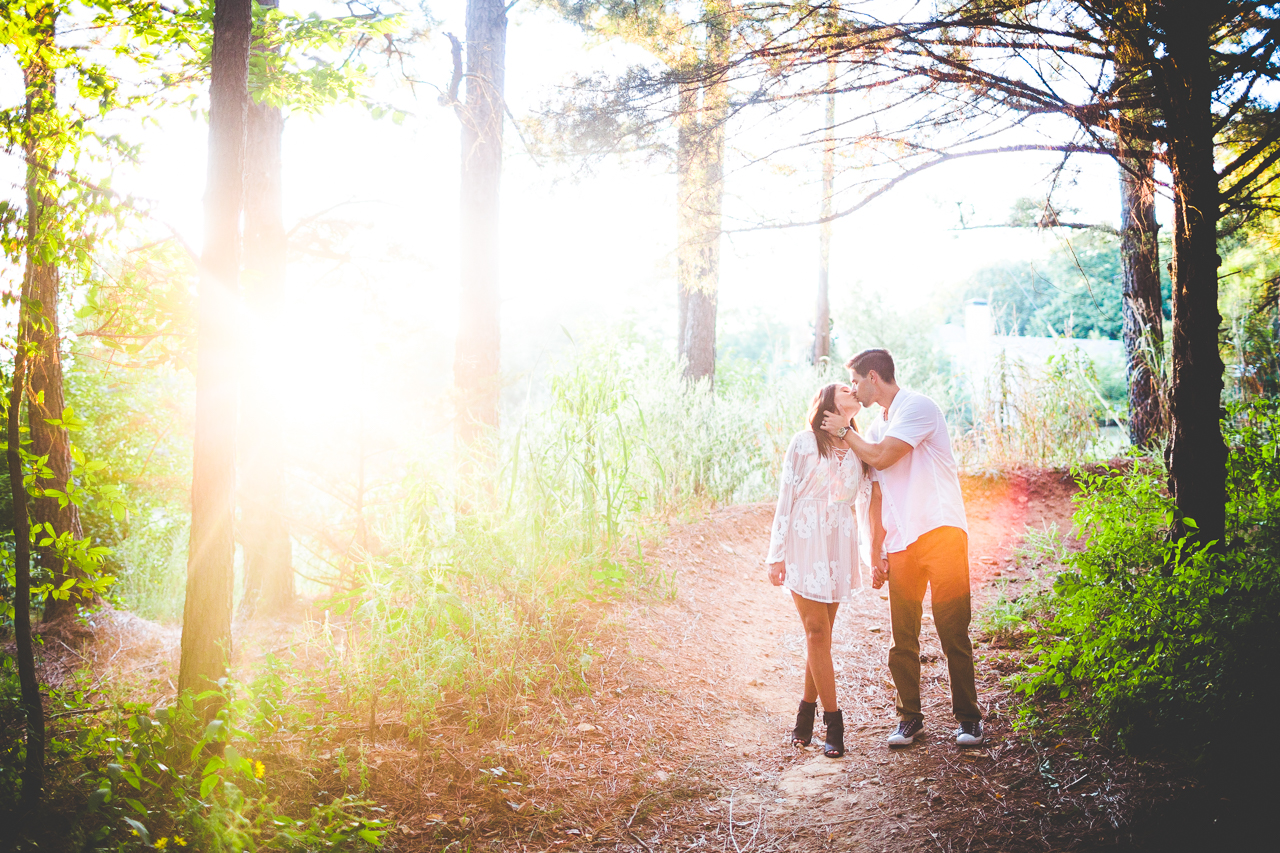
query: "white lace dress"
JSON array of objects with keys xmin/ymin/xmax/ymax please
[{"xmin": 767, "ymin": 430, "xmax": 870, "ymax": 603}]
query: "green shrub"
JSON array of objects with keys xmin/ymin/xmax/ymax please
[
  {"xmin": 65, "ymin": 361, "xmax": 193, "ymax": 623},
  {"xmin": 1, "ymin": 678, "xmax": 389, "ymax": 851},
  {"xmin": 1017, "ymin": 412, "xmax": 1280, "ymax": 761}
]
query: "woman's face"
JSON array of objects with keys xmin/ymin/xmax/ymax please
[{"xmin": 833, "ymin": 384, "xmax": 861, "ymax": 416}]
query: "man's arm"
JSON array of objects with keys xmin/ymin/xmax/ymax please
[
  {"xmin": 845, "ymin": 430, "xmax": 911, "ymax": 470},
  {"xmin": 819, "ymin": 409, "xmax": 911, "ymax": 469}
]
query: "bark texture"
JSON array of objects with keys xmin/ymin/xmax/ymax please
[
  {"xmin": 8, "ymin": 342, "xmax": 43, "ymax": 806},
  {"xmin": 1119, "ymin": 139, "xmax": 1165, "ymax": 449},
  {"xmin": 20, "ymin": 1, "xmax": 89, "ymax": 625},
  {"xmin": 454, "ymin": 0, "xmax": 507, "ymax": 447},
  {"xmin": 676, "ymin": 2, "xmax": 730, "ymax": 387},
  {"xmin": 1159, "ymin": 1, "xmax": 1227, "ymax": 545},
  {"xmin": 179, "ymin": 0, "xmax": 252, "ymax": 705},
  {"xmin": 239, "ymin": 0, "xmax": 293, "ymax": 617}
]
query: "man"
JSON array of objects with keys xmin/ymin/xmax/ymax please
[{"xmin": 822, "ymin": 348, "xmax": 983, "ymax": 747}]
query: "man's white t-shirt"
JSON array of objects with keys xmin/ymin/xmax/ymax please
[{"xmin": 866, "ymin": 388, "xmax": 967, "ymax": 553}]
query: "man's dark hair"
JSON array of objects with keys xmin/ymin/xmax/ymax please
[{"xmin": 846, "ymin": 348, "xmax": 896, "ymax": 383}]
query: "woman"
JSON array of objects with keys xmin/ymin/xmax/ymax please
[{"xmin": 766, "ymin": 382, "xmax": 867, "ymax": 758}]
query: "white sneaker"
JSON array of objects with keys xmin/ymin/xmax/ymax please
[
  {"xmin": 887, "ymin": 719, "xmax": 923, "ymax": 746},
  {"xmin": 955, "ymin": 720, "xmax": 984, "ymax": 747}
]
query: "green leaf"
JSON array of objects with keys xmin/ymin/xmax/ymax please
[
  {"xmin": 203, "ymin": 718, "xmax": 225, "ymax": 741},
  {"xmin": 199, "ymin": 772, "xmax": 220, "ymax": 799},
  {"xmin": 122, "ymin": 817, "xmax": 150, "ymax": 844}
]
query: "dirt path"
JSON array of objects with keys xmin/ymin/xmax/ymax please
[
  {"xmin": 35, "ymin": 468, "xmax": 1164, "ymax": 853},
  {"xmin": 516, "ymin": 470, "xmax": 1084, "ymax": 852}
]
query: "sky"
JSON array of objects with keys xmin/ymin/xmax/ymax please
[
  {"xmin": 94, "ymin": 0, "xmax": 1150, "ymax": 364},
  {"xmin": 0, "ymin": 0, "xmax": 1169, "ymax": 441}
]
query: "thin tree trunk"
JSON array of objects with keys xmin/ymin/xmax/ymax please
[
  {"xmin": 18, "ymin": 1, "xmax": 89, "ymax": 625},
  {"xmin": 1119, "ymin": 138, "xmax": 1165, "ymax": 449},
  {"xmin": 179, "ymin": 0, "xmax": 252, "ymax": 710},
  {"xmin": 239, "ymin": 0, "xmax": 293, "ymax": 618},
  {"xmin": 675, "ymin": 80, "xmax": 698, "ymax": 367},
  {"xmin": 8, "ymin": 340, "xmax": 43, "ymax": 807},
  {"xmin": 454, "ymin": 0, "xmax": 506, "ymax": 449},
  {"xmin": 677, "ymin": 2, "xmax": 730, "ymax": 388},
  {"xmin": 814, "ymin": 61, "xmax": 836, "ymax": 365},
  {"xmin": 1160, "ymin": 0, "xmax": 1226, "ymax": 545}
]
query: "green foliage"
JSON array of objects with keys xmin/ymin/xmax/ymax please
[
  {"xmin": 962, "ymin": 350, "xmax": 1117, "ymax": 468},
  {"xmin": 1224, "ymin": 400, "xmax": 1280, "ymax": 546},
  {"xmin": 73, "ymin": 241, "xmax": 197, "ymax": 371},
  {"xmin": 1010, "ymin": 521, "xmax": 1070, "ymax": 570},
  {"xmin": 64, "ymin": 359, "xmax": 194, "ymax": 622},
  {"xmin": 974, "ymin": 579, "xmax": 1045, "ymax": 645},
  {"xmin": 321, "ymin": 336, "xmax": 828, "ymax": 733},
  {"xmin": 0, "ymin": 374, "xmax": 130, "ymax": 622},
  {"xmin": 960, "ymin": 228, "xmax": 1172, "ymax": 340},
  {"xmin": 1219, "ymin": 213, "xmax": 1280, "ymax": 402},
  {"xmin": 1016, "ymin": 409, "xmax": 1280, "ymax": 759},
  {"xmin": 835, "ymin": 291, "xmax": 961, "ymax": 414},
  {"xmin": 1, "ymin": 678, "xmax": 388, "ymax": 850},
  {"xmin": 247, "ymin": 2, "xmax": 411, "ymax": 117}
]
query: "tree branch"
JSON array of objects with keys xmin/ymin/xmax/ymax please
[{"xmin": 725, "ymin": 144, "xmax": 1112, "ymax": 233}]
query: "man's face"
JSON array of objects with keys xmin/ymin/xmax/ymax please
[{"xmin": 849, "ymin": 370, "xmax": 875, "ymax": 405}]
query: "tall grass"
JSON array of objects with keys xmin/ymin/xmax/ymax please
[
  {"xmin": 957, "ymin": 350, "xmax": 1122, "ymax": 469},
  {"xmin": 322, "ymin": 341, "xmax": 833, "ymax": 732},
  {"xmin": 258, "ymin": 334, "xmax": 1125, "ymax": 733}
]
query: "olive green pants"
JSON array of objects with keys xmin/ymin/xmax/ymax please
[{"xmin": 887, "ymin": 525, "xmax": 981, "ymax": 723}]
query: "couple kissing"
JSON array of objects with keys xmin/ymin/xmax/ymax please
[{"xmin": 766, "ymin": 348, "xmax": 982, "ymax": 758}]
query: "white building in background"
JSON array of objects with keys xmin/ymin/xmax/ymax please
[{"xmin": 937, "ymin": 299, "xmax": 1124, "ymax": 401}]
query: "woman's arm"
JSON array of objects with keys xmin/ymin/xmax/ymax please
[{"xmin": 766, "ymin": 436, "xmax": 802, "ymax": 584}]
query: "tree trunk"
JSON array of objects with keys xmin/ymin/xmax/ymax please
[
  {"xmin": 239, "ymin": 0, "xmax": 293, "ymax": 618},
  {"xmin": 454, "ymin": 0, "xmax": 507, "ymax": 448},
  {"xmin": 179, "ymin": 0, "xmax": 252, "ymax": 709},
  {"xmin": 813, "ymin": 61, "xmax": 836, "ymax": 365},
  {"xmin": 1118, "ymin": 138, "xmax": 1165, "ymax": 449},
  {"xmin": 675, "ymin": 80, "xmax": 698, "ymax": 369},
  {"xmin": 676, "ymin": 3, "xmax": 729, "ymax": 388},
  {"xmin": 1159, "ymin": 1, "xmax": 1227, "ymax": 545},
  {"xmin": 8, "ymin": 334, "xmax": 43, "ymax": 807},
  {"xmin": 18, "ymin": 1, "xmax": 89, "ymax": 626}
]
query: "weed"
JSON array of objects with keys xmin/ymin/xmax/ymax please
[
  {"xmin": 958, "ymin": 350, "xmax": 1119, "ymax": 469},
  {"xmin": 1011, "ymin": 522, "xmax": 1069, "ymax": 569}
]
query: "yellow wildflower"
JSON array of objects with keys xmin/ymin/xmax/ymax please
[
  {"xmin": 155, "ymin": 839, "xmax": 168, "ymax": 850},
  {"xmin": 254, "ymin": 760, "xmax": 266, "ymax": 779},
  {"xmin": 173, "ymin": 838, "xmax": 187, "ymax": 847}
]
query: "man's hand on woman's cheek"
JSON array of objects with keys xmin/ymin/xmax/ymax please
[{"xmin": 820, "ymin": 411, "xmax": 847, "ymax": 435}]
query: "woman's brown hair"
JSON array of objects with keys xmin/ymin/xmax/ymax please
[{"xmin": 808, "ymin": 383, "xmax": 851, "ymax": 459}]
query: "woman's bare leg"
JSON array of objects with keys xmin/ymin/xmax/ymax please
[{"xmin": 793, "ymin": 594, "xmax": 841, "ymax": 711}]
